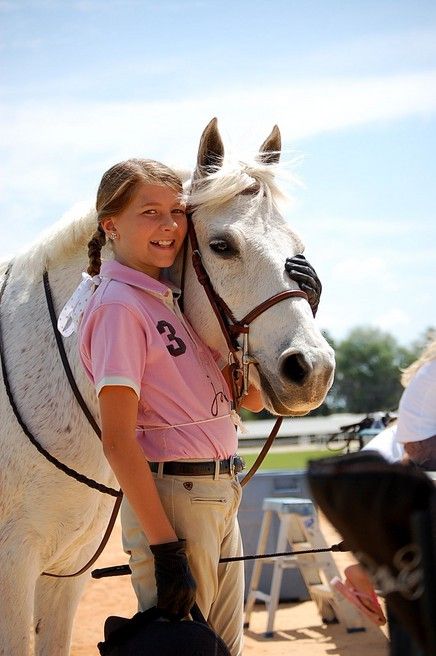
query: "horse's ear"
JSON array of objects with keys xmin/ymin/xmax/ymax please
[
  {"xmin": 258, "ymin": 125, "xmax": 281, "ymax": 164},
  {"xmin": 194, "ymin": 117, "xmax": 224, "ymax": 179}
]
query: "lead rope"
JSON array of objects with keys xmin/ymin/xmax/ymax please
[
  {"xmin": 43, "ymin": 271, "xmax": 102, "ymax": 437},
  {"xmin": 240, "ymin": 417, "xmax": 283, "ymax": 487},
  {"xmin": 42, "ymin": 269, "xmax": 123, "ymax": 578},
  {"xmin": 0, "ymin": 264, "xmax": 119, "ymax": 498}
]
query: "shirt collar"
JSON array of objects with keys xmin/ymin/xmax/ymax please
[{"xmin": 100, "ymin": 260, "xmax": 181, "ymax": 302}]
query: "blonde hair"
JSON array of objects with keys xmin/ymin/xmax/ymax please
[
  {"xmin": 87, "ymin": 159, "xmax": 183, "ymax": 276},
  {"xmin": 401, "ymin": 334, "xmax": 436, "ymax": 387}
]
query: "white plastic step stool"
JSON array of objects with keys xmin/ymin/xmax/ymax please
[{"xmin": 243, "ymin": 496, "xmax": 366, "ymax": 636}]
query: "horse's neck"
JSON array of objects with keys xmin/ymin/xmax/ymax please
[
  {"xmin": 171, "ymin": 253, "xmax": 229, "ymax": 358},
  {"xmin": 50, "ymin": 250, "xmax": 91, "ymax": 308}
]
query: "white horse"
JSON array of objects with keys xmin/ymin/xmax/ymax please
[{"xmin": 0, "ymin": 118, "xmax": 335, "ymax": 655}]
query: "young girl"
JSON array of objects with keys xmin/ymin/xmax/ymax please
[{"xmin": 77, "ymin": 158, "xmax": 321, "ymax": 655}]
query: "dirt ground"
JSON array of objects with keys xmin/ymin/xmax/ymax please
[{"xmin": 70, "ymin": 514, "xmax": 389, "ymax": 655}]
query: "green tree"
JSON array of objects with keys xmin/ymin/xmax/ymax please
[
  {"xmin": 240, "ymin": 326, "xmax": 429, "ymax": 419},
  {"xmin": 332, "ymin": 326, "xmax": 415, "ymax": 413}
]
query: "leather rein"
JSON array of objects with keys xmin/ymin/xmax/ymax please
[
  {"xmin": 185, "ymin": 214, "xmax": 309, "ymax": 486},
  {"xmin": 0, "ymin": 262, "xmax": 122, "ymax": 579}
]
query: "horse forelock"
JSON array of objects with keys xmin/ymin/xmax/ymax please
[
  {"xmin": 187, "ymin": 159, "xmax": 293, "ymax": 216},
  {"xmin": 13, "ymin": 202, "xmax": 97, "ymax": 280}
]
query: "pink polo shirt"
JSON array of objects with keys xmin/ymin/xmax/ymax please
[{"xmin": 79, "ymin": 260, "xmax": 237, "ymax": 461}]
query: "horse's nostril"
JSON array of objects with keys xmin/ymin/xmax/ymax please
[{"xmin": 281, "ymin": 353, "xmax": 310, "ymax": 385}]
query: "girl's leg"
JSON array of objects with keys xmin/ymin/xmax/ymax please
[
  {"xmin": 121, "ymin": 473, "xmax": 244, "ymax": 654},
  {"xmin": 170, "ymin": 475, "xmax": 244, "ymax": 655},
  {"xmin": 208, "ymin": 511, "xmax": 244, "ymax": 656}
]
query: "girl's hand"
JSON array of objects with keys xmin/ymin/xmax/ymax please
[
  {"xmin": 285, "ymin": 254, "xmax": 322, "ymax": 317},
  {"xmin": 150, "ymin": 539, "xmax": 197, "ymax": 619},
  {"xmin": 344, "ymin": 564, "xmax": 386, "ymax": 625}
]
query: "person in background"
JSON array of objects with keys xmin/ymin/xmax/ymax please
[
  {"xmin": 334, "ymin": 337, "xmax": 436, "ymax": 635},
  {"xmin": 395, "ymin": 337, "xmax": 436, "ymax": 471}
]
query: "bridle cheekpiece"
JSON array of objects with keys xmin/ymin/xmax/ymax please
[{"xmin": 185, "ymin": 213, "xmax": 309, "ymax": 408}]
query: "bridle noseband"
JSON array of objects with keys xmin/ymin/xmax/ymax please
[{"xmin": 186, "ymin": 214, "xmax": 309, "ymax": 407}]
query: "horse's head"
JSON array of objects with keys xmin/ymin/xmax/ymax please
[{"xmin": 179, "ymin": 118, "xmax": 335, "ymax": 416}]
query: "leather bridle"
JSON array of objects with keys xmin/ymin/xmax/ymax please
[
  {"xmin": 186, "ymin": 215, "xmax": 309, "ymax": 407},
  {"xmin": 184, "ymin": 214, "xmax": 310, "ymax": 486}
]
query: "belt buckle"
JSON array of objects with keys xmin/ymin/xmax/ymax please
[{"xmin": 229, "ymin": 455, "xmax": 236, "ymax": 477}]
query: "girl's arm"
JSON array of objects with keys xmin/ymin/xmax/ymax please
[{"xmin": 99, "ymin": 385, "xmax": 177, "ymax": 544}]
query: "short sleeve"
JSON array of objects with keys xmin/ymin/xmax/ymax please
[{"xmin": 79, "ymin": 303, "xmax": 147, "ymax": 398}]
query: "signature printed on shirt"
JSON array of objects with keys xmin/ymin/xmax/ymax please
[{"xmin": 209, "ymin": 377, "xmax": 229, "ymax": 417}]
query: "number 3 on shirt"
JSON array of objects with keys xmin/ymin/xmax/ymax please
[{"xmin": 156, "ymin": 320, "xmax": 187, "ymax": 357}]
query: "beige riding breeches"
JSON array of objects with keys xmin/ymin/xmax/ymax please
[{"xmin": 121, "ymin": 471, "xmax": 244, "ymax": 656}]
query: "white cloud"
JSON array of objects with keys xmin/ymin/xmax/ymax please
[
  {"xmin": 2, "ymin": 70, "xmax": 436, "ymax": 151},
  {"xmin": 1, "ymin": 69, "xmax": 435, "ymax": 222},
  {"xmin": 1, "ymin": 70, "xmax": 436, "ymax": 343},
  {"xmin": 301, "ymin": 216, "xmax": 421, "ymax": 238},
  {"xmin": 298, "ymin": 226, "xmax": 436, "ymax": 346},
  {"xmin": 0, "ymin": 0, "xmax": 205, "ymax": 12},
  {"xmin": 375, "ymin": 308, "xmax": 411, "ymax": 333},
  {"xmin": 331, "ymin": 255, "xmax": 399, "ymax": 290},
  {"xmin": 0, "ymin": 0, "xmax": 60, "ymax": 9}
]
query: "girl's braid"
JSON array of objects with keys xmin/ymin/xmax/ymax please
[{"xmin": 87, "ymin": 223, "xmax": 106, "ymax": 276}]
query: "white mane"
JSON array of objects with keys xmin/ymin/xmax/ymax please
[{"xmin": 188, "ymin": 159, "xmax": 293, "ymax": 214}]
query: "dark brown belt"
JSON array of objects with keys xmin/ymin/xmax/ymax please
[{"xmin": 148, "ymin": 455, "xmax": 245, "ymax": 477}]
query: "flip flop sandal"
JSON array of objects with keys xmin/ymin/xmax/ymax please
[{"xmin": 330, "ymin": 576, "xmax": 386, "ymax": 626}]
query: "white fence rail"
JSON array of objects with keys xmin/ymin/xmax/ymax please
[{"xmin": 238, "ymin": 413, "xmax": 366, "ymax": 447}]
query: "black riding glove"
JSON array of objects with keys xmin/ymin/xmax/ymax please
[
  {"xmin": 149, "ymin": 539, "xmax": 197, "ymax": 619},
  {"xmin": 285, "ymin": 254, "xmax": 322, "ymax": 317}
]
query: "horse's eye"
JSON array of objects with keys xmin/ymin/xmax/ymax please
[
  {"xmin": 210, "ymin": 239, "xmax": 229, "ymax": 253},
  {"xmin": 209, "ymin": 239, "xmax": 237, "ymax": 257}
]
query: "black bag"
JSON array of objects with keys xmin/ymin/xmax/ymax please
[{"xmin": 97, "ymin": 604, "xmax": 231, "ymax": 656}]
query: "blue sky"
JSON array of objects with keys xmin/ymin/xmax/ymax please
[{"xmin": 1, "ymin": 0, "xmax": 435, "ymax": 346}]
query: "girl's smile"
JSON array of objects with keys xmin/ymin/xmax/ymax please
[{"xmin": 150, "ymin": 239, "xmax": 176, "ymax": 248}]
